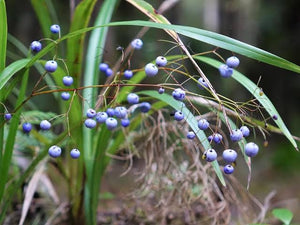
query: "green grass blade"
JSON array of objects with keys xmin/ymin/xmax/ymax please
[
  {"xmin": 66, "ymin": 0, "xmax": 97, "ymax": 85},
  {"xmin": 0, "ymin": 59, "xmax": 30, "ymax": 90},
  {"xmin": 30, "ymin": 0, "xmax": 52, "ymax": 37},
  {"xmin": 0, "ymin": 68, "xmax": 29, "ymax": 207},
  {"xmin": 139, "ymin": 90, "xmax": 226, "ymax": 186},
  {"xmin": 0, "ymin": 0, "xmax": 7, "ymax": 71},
  {"xmin": 195, "ymin": 56, "xmax": 298, "ymax": 150}
]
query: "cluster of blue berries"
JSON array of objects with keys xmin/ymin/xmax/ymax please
[
  {"xmin": 48, "ymin": 145, "xmax": 80, "ymax": 159},
  {"xmin": 218, "ymin": 56, "xmax": 240, "ymax": 78}
]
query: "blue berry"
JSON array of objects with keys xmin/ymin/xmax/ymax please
[
  {"xmin": 105, "ymin": 68, "xmax": 113, "ymax": 77},
  {"xmin": 245, "ymin": 142, "xmax": 259, "ymax": 157},
  {"xmin": 96, "ymin": 112, "xmax": 108, "ymax": 123},
  {"xmin": 106, "ymin": 108, "xmax": 115, "ymax": 117},
  {"xmin": 121, "ymin": 118, "xmax": 130, "ymax": 127},
  {"xmin": 22, "ymin": 122, "xmax": 32, "ymax": 133},
  {"xmin": 40, "ymin": 120, "xmax": 51, "ymax": 130},
  {"xmin": 86, "ymin": 108, "xmax": 96, "ymax": 118},
  {"xmin": 62, "ymin": 76, "xmax": 73, "ymax": 86},
  {"xmin": 50, "ymin": 24, "xmax": 60, "ymax": 34},
  {"xmin": 213, "ymin": 133, "xmax": 223, "ymax": 144},
  {"xmin": 30, "ymin": 41, "xmax": 42, "ymax": 52},
  {"xmin": 272, "ymin": 114, "xmax": 278, "ymax": 120},
  {"xmin": 45, "ymin": 60, "xmax": 58, "ymax": 73},
  {"xmin": 222, "ymin": 149, "xmax": 237, "ymax": 163},
  {"xmin": 4, "ymin": 113, "xmax": 12, "ymax": 121},
  {"xmin": 203, "ymin": 149, "xmax": 217, "ymax": 162},
  {"xmin": 172, "ymin": 88, "xmax": 185, "ymax": 101},
  {"xmin": 127, "ymin": 93, "xmax": 139, "ymax": 104},
  {"xmin": 139, "ymin": 102, "xmax": 151, "ymax": 113},
  {"xmin": 155, "ymin": 56, "xmax": 167, "ymax": 67},
  {"xmin": 106, "ymin": 117, "xmax": 118, "ymax": 130},
  {"xmin": 230, "ymin": 129, "xmax": 243, "ymax": 142},
  {"xmin": 174, "ymin": 111, "xmax": 184, "ymax": 121},
  {"xmin": 84, "ymin": 118, "xmax": 96, "ymax": 129},
  {"xmin": 208, "ymin": 135, "xmax": 213, "ymax": 142},
  {"xmin": 131, "ymin": 38, "xmax": 143, "ymax": 49},
  {"xmin": 114, "ymin": 106, "xmax": 127, "ymax": 119},
  {"xmin": 70, "ymin": 148, "xmax": 80, "ymax": 159},
  {"xmin": 223, "ymin": 164, "xmax": 234, "ymax": 174},
  {"xmin": 124, "ymin": 70, "xmax": 133, "ymax": 79},
  {"xmin": 158, "ymin": 87, "xmax": 165, "ymax": 94},
  {"xmin": 226, "ymin": 56, "xmax": 240, "ymax": 68},
  {"xmin": 99, "ymin": 63, "xmax": 109, "ymax": 72},
  {"xmin": 187, "ymin": 131, "xmax": 196, "ymax": 139},
  {"xmin": 197, "ymin": 77, "xmax": 208, "ymax": 89},
  {"xmin": 61, "ymin": 92, "xmax": 71, "ymax": 101},
  {"xmin": 198, "ymin": 119, "xmax": 209, "ymax": 130},
  {"xmin": 240, "ymin": 126, "xmax": 250, "ymax": 137},
  {"xmin": 48, "ymin": 145, "xmax": 62, "ymax": 158},
  {"xmin": 145, "ymin": 63, "xmax": 158, "ymax": 77},
  {"xmin": 219, "ymin": 64, "xmax": 233, "ymax": 78}
]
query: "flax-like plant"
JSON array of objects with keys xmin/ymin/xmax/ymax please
[{"xmin": 0, "ymin": 0, "xmax": 299, "ymax": 224}]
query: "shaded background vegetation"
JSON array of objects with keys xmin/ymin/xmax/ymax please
[{"xmin": 4, "ymin": 0, "xmax": 300, "ymax": 222}]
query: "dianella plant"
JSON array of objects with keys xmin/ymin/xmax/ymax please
[{"xmin": 0, "ymin": 0, "xmax": 299, "ymax": 224}]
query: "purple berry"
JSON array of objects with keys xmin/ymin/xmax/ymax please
[
  {"xmin": 208, "ymin": 135, "xmax": 213, "ymax": 142},
  {"xmin": 213, "ymin": 133, "xmax": 223, "ymax": 144},
  {"xmin": 172, "ymin": 88, "xmax": 185, "ymax": 101},
  {"xmin": 139, "ymin": 102, "xmax": 151, "ymax": 113},
  {"xmin": 106, "ymin": 108, "xmax": 115, "ymax": 117},
  {"xmin": 99, "ymin": 63, "xmax": 109, "ymax": 72},
  {"xmin": 61, "ymin": 92, "xmax": 71, "ymax": 101},
  {"xmin": 174, "ymin": 111, "xmax": 184, "ymax": 121},
  {"xmin": 30, "ymin": 41, "xmax": 42, "ymax": 52},
  {"xmin": 105, "ymin": 68, "xmax": 113, "ymax": 77},
  {"xmin": 131, "ymin": 38, "xmax": 143, "ymax": 49},
  {"xmin": 230, "ymin": 129, "xmax": 243, "ymax": 142},
  {"xmin": 84, "ymin": 118, "xmax": 96, "ymax": 129},
  {"xmin": 121, "ymin": 118, "xmax": 130, "ymax": 127},
  {"xmin": 22, "ymin": 122, "xmax": 32, "ymax": 133},
  {"xmin": 197, "ymin": 77, "xmax": 208, "ymax": 89},
  {"xmin": 222, "ymin": 149, "xmax": 237, "ymax": 163},
  {"xmin": 106, "ymin": 117, "xmax": 118, "ymax": 130},
  {"xmin": 245, "ymin": 142, "xmax": 259, "ymax": 157},
  {"xmin": 48, "ymin": 145, "xmax": 62, "ymax": 158},
  {"xmin": 50, "ymin": 24, "xmax": 60, "ymax": 34},
  {"xmin": 86, "ymin": 108, "xmax": 96, "ymax": 118},
  {"xmin": 62, "ymin": 76, "xmax": 73, "ymax": 86},
  {"xmin": 124, "ymin": 70, "xmax": 133, "ymax": 79},
  {"xmin": 187, "ymin": 131, "xmax": 196, "ymax": 139},
  {"xmin": 96, "ymin": 112, "xmax": 108, "ymax": 123},
  {"xmin": 155, "ymin": 56, "xmax": 167, "ymax": 67},
  {"xmin": 45, "ymin": 60, "xmax": 58, "ymax": 73},
  {"xmin": 223, "ymin": 164, "xmax": 234, "ymax": 174},
  {"xmin": 226, "ymin": 56, "xmax": 240, "ymax": 68},
  {"xmin": 40, "ymin": 120, "xmax": 51, "ymax": 130},
  {"xmin": 240, "ymin": 126, "xmax": 250, "ymax": 137},
  {"xmin": 203, "ymin": 149, "xmax": 217, "ymax": 162},
  {"xmin": 4, "ymin": 113, "xmax": 12, "ymax": 121},
  {"xmin": 127, "ymin": 93, "xmax": 139, "ymax": 104},
  {"xmin": 272, "ymin": 114, "xmax": 278, "ymax": 120},
  {"xmin": 219, "ymin": 64, "xmax": 233, "ymax": 78},
  {"xmin": 158, "ymin": 87, "xmax": 165, "ymax": 94},
  {"xmin": 198, "ymin": 119, "xmax": 209, "ymax": 130},
  {"xmin": 114, "ymin": 106, "xmax": 127, "ymax": 119},
  {"xmin": 145, "ymin": 63, "xmax": 158, "ymax": 77},
  {"xmin": 70, "ymin": 148, "xmax": 80, "ymax": 159}
]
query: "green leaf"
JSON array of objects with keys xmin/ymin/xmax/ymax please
[
  {"xmin": 194, "ymin": 56, "xmax": 298, "ymax": 150},
  {"xmin": 30, "ymin": 0, "xmax": 52, "ymax": 37},
  {"xmin": 272, "ymin": 208, "xmax": 293, "ymax": 225},
  {"xmin": 139, "ymin": 90, "xmax": 226, "ymax": 186},
  {"xmin": 0, "ymin": 59, "xmax": 30, "ymax": 91},
  {"xmin": 0, "ymin": 0, "xmax": 7, "ymax": 72}
]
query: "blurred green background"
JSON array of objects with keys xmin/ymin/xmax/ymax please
[{"xmin": 5, "ymin": 0, "xmax": 300, "ymax": 222}]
